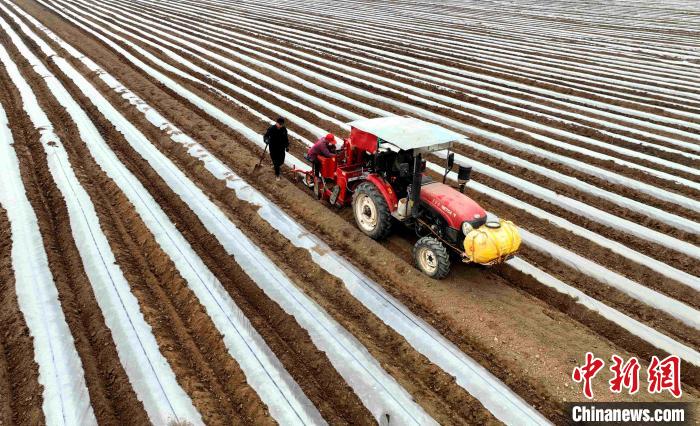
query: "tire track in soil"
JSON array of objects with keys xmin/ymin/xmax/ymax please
[
  {"xmin": 0, "ymin": 17, "xmax": 274, "ymax": 425},
  {"xmin": 31, "ymin": 11, "xmax": 502, "ymax": 423},
  {"xmin": 105, "ymin": 0, "xmax": 700, "ymax": 358},
  {"xmin": 0, "ymin": 49, "xmax": 148, "ymax": 425},
  {"xmin": 369, "ymin": 207, "xmax": 700, "ymax": 390},
  {"xmin": 7, "ymin": 5, "xmax": 377, "ymax": 423},
  {"xmin": 367, "ymin": 165, "xmax": 700, "ymax": 356},
  {"xmin": 0, "ymin": 205, "xmax": 45, "ymax": 426},
  {"xmin": 28, "ymin": 0, "xmax": 700, "ymax": 412},
  {"xmin": 26, "ymin": 20, "xmax": 591, "ymax": 421}
]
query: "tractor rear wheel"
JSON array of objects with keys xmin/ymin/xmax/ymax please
[
  {"xmin": 352, "ymin": 182, "xmax": 392, "ymax": 240},
  {"xmin": 413, "ymin": 236, "xmax": 451, "ymax": 279}
]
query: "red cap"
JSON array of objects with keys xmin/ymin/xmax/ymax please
[{"xmin": 325, "ymin": 133, "xmax": 335, "ymax": 143}]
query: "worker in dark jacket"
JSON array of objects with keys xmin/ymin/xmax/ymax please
[
  {"xmin": 307, "ymin": 133, "xmax": 336, "ymax": 177},
  {"xmin": 264, "ymin": 117, "xmax": 289, "ymax": 181}
]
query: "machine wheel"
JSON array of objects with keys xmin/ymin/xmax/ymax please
[
  {"xmin": 352, "ymin": 182, "xmax": 392, "ymax": 240},
  {"xmin": 303, "ymin": 173, "xmax": 314, "ymax": 188},
  {"xmin": 413, "ymin": 236, "xmax": 451, "ymax": 279}
]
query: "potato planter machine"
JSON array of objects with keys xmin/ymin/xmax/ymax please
[{"xmin": 292, "ymin": 116, "xmax": 521, "ymax": 278}]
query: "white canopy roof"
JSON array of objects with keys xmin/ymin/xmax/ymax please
[{"xmin": 349, "ymin": 116, "xmax": 463, "ymax": 152}]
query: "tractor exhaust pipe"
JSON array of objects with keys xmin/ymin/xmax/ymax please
[{"xmin": 411, "ymin": 153, "xmax": 422, "ymax": 218}]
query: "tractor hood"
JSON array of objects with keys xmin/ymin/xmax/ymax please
[{"xmin": 419, "ymin": 182, "xmax": 486, "ymax": 229}]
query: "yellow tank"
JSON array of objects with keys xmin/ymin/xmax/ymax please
[{"xmin": 463, "ymin": 219, "xmax": 521, "ymax": 265}]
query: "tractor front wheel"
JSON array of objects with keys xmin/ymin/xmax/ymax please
[
  {"xmin": 413, "ymin": 236, "xmax": 451, "ymax": 279},
  {"xmin": 352, "ymin": 182, "xmax": 392, "ymax": 240}
]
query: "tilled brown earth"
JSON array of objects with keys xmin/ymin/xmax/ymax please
[
  {"xmin": 0, "ymin": 8, "xmax": 377, "ymax": 424},
  {"xmin": 0, "ymin": 206, "xmax": 44, "ymax": 426},
  {"xmin": 24, "ymin": 0, "xmax": 700, "ymax": 409},
  {"xmin": 156, "ymin": 4, "xmax": 700, "ymax": 155},
  {"xmin": 8, "ymin": 5, "xmax": 498, "ymax": 422},
  {"xmin": 61, "ymin": 0, "xmax": 700, "ymax": 318},
  {"xmin": 93, "ymin": 3, "xmax": 700, "ymax": 215},
  {"xmin": 3, "ymin": 0, "xmax": 700, "ymax": 423},
  {"xmin": 0, "ymin": 53, "xmax": 148, "ymax": 425},
  {"xmin": 204, "ymin": 3, "xmax": 700, "ymax": 140}
]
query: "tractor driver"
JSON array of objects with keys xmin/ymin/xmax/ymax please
[{"xmin": 307, "ymin": 133, "xmax": 337, "ymax": 177}]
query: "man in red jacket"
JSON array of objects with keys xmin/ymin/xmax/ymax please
[{"xmin": 307, "ymin": 133, "xmax": 336, "ymax": 177}]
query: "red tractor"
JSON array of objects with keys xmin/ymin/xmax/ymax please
[{"xmin": 293, "ymin": 117, "xmax": 521, "ymax": 278}]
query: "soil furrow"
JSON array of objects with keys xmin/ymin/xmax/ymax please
[
  {"xmin": 223, "ymin": 8, "xmax": 700, "ymax": 137},
  {"xmin": 26, "ymin": 4, "xmax": 696, "ymax": 412},
  {"xmin": 65, "ymin": 0, "xmax": 700, "ymax": 344},
  {"xmin": 8, "ymin": 5, "xmax": 385, "ymax": 423},
  {"xmin": 115, "ymin": 0, "xmax": 700, "ymax": 349},
  {"xmin": 100, "ymin": 7, "xmax": 700, "ymax": 209},
  {"xmin": 133, "ymin": 32, "xmax": 700, "ymax": 263},
  {"xmin": 184, "ymin": 19, "xmax": 700, "ymax": 165},
  {"xmin": 0, "ymin": 204, "xmax": 44, "ymax": 426},
  {"xmin": 115, "ymin": 3, "xmax": 700, "ymax": 173},
  {"xmin": 14, "ymin": 0, "xmax": 700, "ymax": 421},
  {"xmin": 0, "ymin": 36, "xmax": 147, "ymax": 424},
  {"xmin": 27, "ymin": 8, "xmax": 509, "ymax": 423},
  {"xmin": 0, "ymin": 15, "xmax": 272, "ymax": 424},
  {"xmin": 13, "ymin": 2, "xmax": 568, "ymax": 418},
  {"xmin": 124, "ymin": 0, "xmax": 700, "ymax": 157}
]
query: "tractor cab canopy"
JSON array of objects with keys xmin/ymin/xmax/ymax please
[{"xmin": 348, "ymin": 116, "xmax": 462, "ymax": 154}]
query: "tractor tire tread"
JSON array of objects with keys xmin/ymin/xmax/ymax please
[
  {"xmin": 352, "ymin": 182, "xmax": 393, "ymax": 240},
  {"xmin": 413, "ymin": 236, "xmax": 451, "ymax": 279}
]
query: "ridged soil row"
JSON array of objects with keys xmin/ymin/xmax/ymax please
[
  {"xmin": 0, "ymin": 205, "xmax": 44, "ymax": 426},
  {"xmin": 176, "ymin": 0, "xmax": 694, "ymax": 124},
  {"xmin": 27, "ymin": 0, "xmax": 698, "ymax": 412},
  {"xmin": 360, "ymin": 189, "xmax": 700, "ymax": 391},
  {"xmin": 85, "ymin": 1, "xmax": 349, "ymax": 140},
  {"xmin": 101, "ymin": 7, "xmax": 700, "ymax": 217},
  {"xmin": 338, "ymin": 26, "xmax": 700, "ymax": 115},
  {"xmin": 4, "ymin": 4, "xmax": 384, "ymax": 423},
  {"xmin": 22, "ymin": 7, "xmax": 511, "ymax": 423},
  {"xmin": 16, "ymin": 1, "xmax": 571, "ymax": 417},
  {"xmin": 190, "ymin": 18, "xmax": 700, "ymax": 166},
  {"xmin": 0, "ymin": 38, "xmax": 147, "ymax": 425},
  {"xmin": 74, "ymin": 0, "xmax": 700, "ymax": 349},
  {"xmin": 0, "ymin": 12, "xmax": 275, "ymax": 425},
  {"xmin": 142, "ymin": 23, "xmax": 700, "ymax": 251},
  {"xmin": 224, "ymin": 6, "xmax": 700, "ymax": 137},
  {"xmin": 235, "ymin": 0, "xmax": 700, "ymax": 96},
  {"xmin": 88, "ymin": 11, "xmax": 700, "ymax": 284},
  {"xmin": 80, "ymin": 1, "xmax": 700, "ymax": 381}
]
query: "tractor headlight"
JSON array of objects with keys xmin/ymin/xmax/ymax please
[{"xmin": 461, "ymin": 221, "xmax": 473, "ymax": 235}]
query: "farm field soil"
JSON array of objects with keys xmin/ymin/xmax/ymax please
[{"xmin": 1, "ymin": 0, "xmax": 699, "ymax": 423}]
